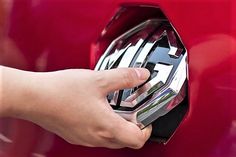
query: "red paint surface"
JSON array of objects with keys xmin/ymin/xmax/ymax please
[{"xmin": 1, "ymin": 0, "xmax": 236, "ymax": 157}]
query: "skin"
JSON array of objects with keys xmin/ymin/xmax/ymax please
[{"xmin": 0, "ymin": 66, "xmax": 152, "ymax": 149}]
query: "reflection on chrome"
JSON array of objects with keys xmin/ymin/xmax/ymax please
[{"xmin": 95, "ymin": 19, "xmax": 187, "ymax": 128}]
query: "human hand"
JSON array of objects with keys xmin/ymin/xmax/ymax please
[{"xmin": 2, "ymin": 67, "xmax": 152, "ymax": 149}]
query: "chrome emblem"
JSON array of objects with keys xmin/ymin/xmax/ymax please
[{"xmin": 95, "ymin": 19, "xmax": 187, "ymax": 128}]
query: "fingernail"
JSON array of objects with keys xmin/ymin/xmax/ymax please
[{"xmin": 134, "ymin": 68, "xmax": 150, "ymax": 80}]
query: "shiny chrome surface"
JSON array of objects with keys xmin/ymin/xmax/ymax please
[{"xmin": 95, "ymin": 19, "xmax": 187, "ymax": 128}]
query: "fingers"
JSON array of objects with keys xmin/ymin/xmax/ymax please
[
  {"xmin": 111, "ymin": 116, "xmax": 152, "ymax": 149},
  {"xmin": 141, "ymin": 125, "xmax": 152, "ymax": 144},
  {"xmin": 94, "ymin": 68, "xmax": 151, "ymax": 148},
  {"xmin": 96, "ymin": 68, "xmax": 150, "ymax": 94}
]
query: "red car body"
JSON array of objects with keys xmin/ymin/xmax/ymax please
[{"xmin": 1, "ymin": 0, "xmax": 236, "ymax": 157}]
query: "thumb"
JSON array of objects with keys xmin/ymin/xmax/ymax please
[{"xmin": 96, "ymin": 68, "xmax": 150, "ymax": 94}]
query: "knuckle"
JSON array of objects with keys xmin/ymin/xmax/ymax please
[
  {"xmin": 131, "ymin": 132, "xmax": 147, "ymax": 149},
  {"xmin": 132, "ymin": 141, "xmax": 145, "ymax": 149},
  {"xmin": 98, "ymin": 129, "xmax": 116, "ymax": 142},
  {"xmin": 94, "ymin": 72, "xmax": 109, "ymax": 89},
  {"xmin": 97, "ymin": 122, "xmax": 117, "ymax": 141}
]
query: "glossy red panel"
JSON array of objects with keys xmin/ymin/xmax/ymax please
[{"xmin": 1, "ymin": 0, "xmax": 236, "ymax": 157}]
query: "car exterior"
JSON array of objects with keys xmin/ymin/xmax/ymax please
[{"xmin": 1, "ymin": 0, "xmax": 236, "ymax": 157}]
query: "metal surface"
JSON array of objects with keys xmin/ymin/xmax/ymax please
[{"xmin": 0, "ymin": 0, "xmax": 236, "ymax": 157}]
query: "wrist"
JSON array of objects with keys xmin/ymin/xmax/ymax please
[{"xmin": 0, "ymin": 66, "xmax": 38, "ymax": 118}]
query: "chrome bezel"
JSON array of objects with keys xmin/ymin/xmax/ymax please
[{"xmin": 95, "ymin": 19, "xmax": 187, "ymax": 128}]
